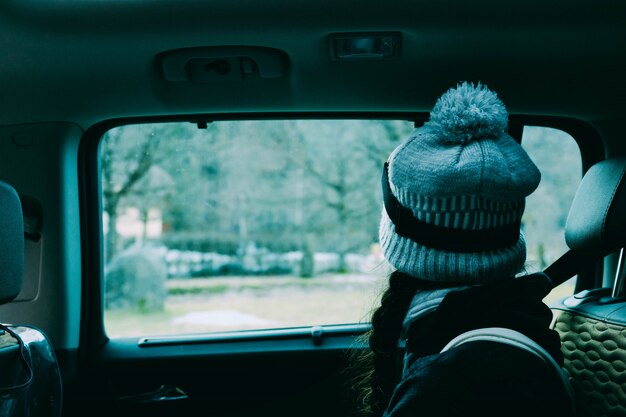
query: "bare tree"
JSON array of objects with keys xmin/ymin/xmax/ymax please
[{"xmin": 101, "ymin": 123, "xmax": 198, "ymax": 261}]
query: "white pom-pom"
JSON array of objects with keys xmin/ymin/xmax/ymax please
[{"xmin": 429, "ymin": 82, "xmax": 508, "ymax": 144}]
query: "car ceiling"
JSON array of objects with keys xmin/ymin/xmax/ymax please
[{"xmin": 0, "ymin": 0, "xmax": 625, "ymax": 128}]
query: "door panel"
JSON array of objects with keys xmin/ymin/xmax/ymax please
[{"xmin": 61, "ymin": 331, "xmax": 363, "ymax": 417}]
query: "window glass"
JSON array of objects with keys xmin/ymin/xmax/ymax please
[
  {"xmin": 521, "ymin": 126, "xmax": 582, "ymax": 304},
  {"xmin": 101, "ymin": 120, "xmax": 412, "ymax": 337},
  {"xmin": 101, "ymin": 121, "xmax": 582, "ymax": 338}
]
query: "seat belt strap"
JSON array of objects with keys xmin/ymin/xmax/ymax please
[{"xmin": 544, "ymin": 250, "xmax": 598, "ymax": 288}]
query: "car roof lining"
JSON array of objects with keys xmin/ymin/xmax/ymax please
[{"xmin": 0, "ymin": 1, "xmax": 625, "ymax": 128}]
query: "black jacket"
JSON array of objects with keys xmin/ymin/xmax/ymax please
[{"xmin": 384, "ymin": 273, "xmax": 574, "ymax": 417}]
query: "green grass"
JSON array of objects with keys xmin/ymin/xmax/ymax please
[
  {"xmin": 105, "ymin": 273, "xmax": 387, "ymax": 338},
  {"xmin": 165, "ymin": 275, "xmax": 351, "ymax": 292},
  {"xmin": 105, "ymin": 273, "xmax": 578, "ymax": 339},
  {"xmin": 167, "ymin": 284, "xmax": 230, "ymax": 296}
]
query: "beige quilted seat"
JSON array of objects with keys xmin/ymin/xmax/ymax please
[{"xmin": 553, "ymin": 298, "xmax": 626, "ymax": 417}]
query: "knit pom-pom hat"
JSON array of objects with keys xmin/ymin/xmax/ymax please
[{"xmin": 379, "ymin": 82, "xmax": 540, "ymax": 283}]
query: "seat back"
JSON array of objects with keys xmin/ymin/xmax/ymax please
[
  {"xmin": 0, "ymin": 180, "xmax": 62, "ymax": 416},
  {"xmin": 548, "ymin": 157, "xmax": 626, "ymax": 416},
  {"xmin": 442, "ymin": 326, "xmax": 576, "ymax": 413}
]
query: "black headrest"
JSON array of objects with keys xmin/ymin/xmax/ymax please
[
  {"xmin": 0, "ymin": 180, "xmax": 23, "ymax": 304},
  {"xmin": 565, "ymin": 157, "xmax": 626, "ymax": 255}
]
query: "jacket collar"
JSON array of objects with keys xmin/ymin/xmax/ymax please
[{"xmin": 400, "ymin": 285, "xmax": 472, "ymax": 340}]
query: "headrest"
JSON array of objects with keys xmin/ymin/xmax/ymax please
[
  {"xmin": 565, "ymin": 157, "xmax": 626, "ymax": 255},
  {"xmin": 0, "ymin": 181, "xmax": 23, "ymax": 304}
]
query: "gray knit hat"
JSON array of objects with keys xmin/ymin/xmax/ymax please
[{"xmin": 379, "ymin": 82, "xmax": 541, "ymax": 283}]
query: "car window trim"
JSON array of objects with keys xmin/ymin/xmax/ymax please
[
  {"xmin": 78, "ymin": 112, "xmax": 604, "ymax": 357},
  {"xmin": 137, "ymin": 323, "xmax": 370, "ymax": 348}
]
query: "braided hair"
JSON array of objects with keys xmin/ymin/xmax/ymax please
[{"xmin": 350, "ymin": 270, "xmax": 425, "ymax": 417}]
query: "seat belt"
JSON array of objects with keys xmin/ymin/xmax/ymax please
[
  {"xmin": 544, "ymin": 250, "xmax": 600, "ymax": 288},
  {"xmin": 441, "ymin": 327, "xmax": 576, "ymax": 414}
]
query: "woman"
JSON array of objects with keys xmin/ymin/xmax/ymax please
[{"xmin": 354, "ymin": 83, "xmax": 574, "ymax": 417}]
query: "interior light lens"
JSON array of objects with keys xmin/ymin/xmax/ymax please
[{"xmin": 330, "ymin": 33, "xmax": 400, "ymax": 61}]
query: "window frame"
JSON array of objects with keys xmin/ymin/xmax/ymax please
[{"xmin": 78, "ymin": 113, "xmax": 604, "ymax": 357}]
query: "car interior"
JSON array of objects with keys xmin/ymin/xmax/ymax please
[{"xmin": 0, "ymin": 1, "xmax": 625, "ymax": 416}]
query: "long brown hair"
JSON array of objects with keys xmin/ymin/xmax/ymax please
[{"xmin": 350, "ymin": 270, "xmax": 424, "ymax": 417}]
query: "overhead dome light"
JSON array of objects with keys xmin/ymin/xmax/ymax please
[{"xmin": 330, "ymin": 32, "xmax": 400, "ymax": 61}]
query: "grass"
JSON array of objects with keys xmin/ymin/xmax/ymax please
[
  {"xmin": 105, "ymin": 273, "xmax": 387, "ymax": 338},
  {"xmin": 105, "ymin": 273, "xmax": 578, "ymax": 339},
  {"xmin": 165, "ymin": 275, "xmax": 371, "ymax": 292},
  {"xmin": 167, "ymin": 283, "xmax": 230, "ymax": 296}
]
